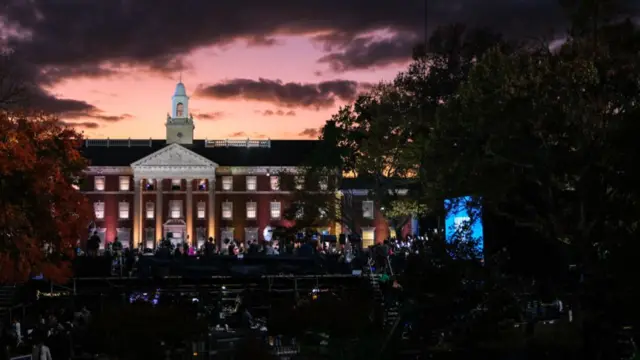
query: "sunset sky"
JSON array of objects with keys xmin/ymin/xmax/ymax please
[{"xmin": 0, "ymin": 0, "xmax": 593, "ymax": 140}]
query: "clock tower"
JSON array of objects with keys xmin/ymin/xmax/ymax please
[{"xmin": 165, "ymin": 80, "xmax": 195, "ymax": 145}]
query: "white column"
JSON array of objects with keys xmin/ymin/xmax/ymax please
[
  {"xmin": 133, "ymin": 177, "xmax": 142, "ymax": 248},
  {"xmin": 155, "ymin": 178, "xmax": 163, "ymax": 247},
  {"xmin": 186, "ymin": 178, "xmax": 193, "ymax": 246},
  {"xmin": 207, "ymin": 177, "xmax": 216, "ymax": 244}
]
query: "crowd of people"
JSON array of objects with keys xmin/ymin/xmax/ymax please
[{"xmin": 0, "ymin": 303, "xmax": 92, "ymax": 360}]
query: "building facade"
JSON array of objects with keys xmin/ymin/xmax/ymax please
[{"xmin": 80, "ymin": 82, "xmax": 411, "ymax": 249}]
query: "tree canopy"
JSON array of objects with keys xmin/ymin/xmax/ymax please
[{"xmin": 0, "ymin": 58, "xmax": 92, "ymax": 283}]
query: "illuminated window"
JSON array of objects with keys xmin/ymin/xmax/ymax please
[
  {"xmin": 144, "ymin": 228, "xmax": 155, "ymax": 249},
  {"xmin": 176, "ymin": 102, "xmax": 184, "ymax": 117},
  {"xmin": 296, "ymin": 204, "xmax": 304, "ymax": 219},
  {"xmin": 362, "ymin": 200, "xmax": 374, "ymax": 219},
  {"xmin": 169, "ymin": 200, "xmax": 182, "ymax": 219},
  {"xmin": 222, "ymin": 201, "xmax": 233, "ymax": 220},
  {"xmin": 146, "ymin": 202, "xmax": 155, "ymax": 219},
  {"xmin": 116, "ymin": 228, "xmax": 131, "ymax": 248},
  {"xmin": 362, "ymin": 227, "xmax": 375, "ymax": 248},
  {"xmin": 270, "ymin": 201, "xmax": 281, "ymax": 219},
  {"xmin": 246, "ymin": 201, "xmax": 257, "ymax": 219},
  {"xmin": 196, "ymin": 227, "xmax": 207, "ymax": 248},
  {"xmin": 246, "ymin": 176, "xmax": 257, "ymax": 191},
  {"xmin": 270, "ymin": 176, "xmax": 280, "ymax": 191},
  {"xmin": 171, "ymin": 179, "xmax": 181, "ymax": 190},
  {"xmin": 221, "ymin": 227, "xmax": 234, "ymax": 242},
  {"xmin": 245, "ymin": 228, "xmax": 258, "ymax": 243},
  {"xmin": 197, "ymin": 201, "xmax": 206, "ymax": 219},
  {"xmin": 95, "ymin": 228, "xmax": 106, "ymax": 250},
  {"xmin": 118, "ymin": 202, "xmax": 129, "ymax": 220},
  {"xmin": 222, "ymin": 176, "xmax": 233, "ymax": 191},
  {"xmin": 94, "ymin": 202, "xmax": 105, "ymax": 220},
  {"xmin": 94, "ymin": 176, "xmax": 105, "ymax": 191},
  {"xmin": 319, "ymin": 176, "xmax": 328, "ymax": 191},
  {"xmin": 119, "ymin": 176, "xmax": 130, "ymax": 191}
]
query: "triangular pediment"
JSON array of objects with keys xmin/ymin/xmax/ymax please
[{"xmin": 131, "ymin": 143, "xmax": 217, "ymax": 168}]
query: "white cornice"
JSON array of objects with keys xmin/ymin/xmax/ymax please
[
  {"xmin": 86, "ymin": 166, "xmax": 133, "ymax": 175},
  {"xmin": 216, "ymin": 166, "xmax": 301, "ymax": 175}
]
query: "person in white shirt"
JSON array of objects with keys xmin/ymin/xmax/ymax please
[{"xmin": 32, "ymin": 339, "xmax": 53, "ymax": 360}]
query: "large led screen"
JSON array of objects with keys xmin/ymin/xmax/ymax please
[{"xmin": 444, "ymin": 196, "xmax": 484, "ymax": 256}]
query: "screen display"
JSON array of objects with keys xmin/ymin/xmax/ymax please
[{"xmin": 444, "ymin": 196, "xmax": 484, "ymax": 256}]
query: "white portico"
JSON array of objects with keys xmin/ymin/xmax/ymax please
[{"xmin": 130, "ymin": 143, "xmax": 218, "ymax": 248}]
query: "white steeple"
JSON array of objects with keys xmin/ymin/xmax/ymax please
[{"xmin": 166, "ymin": 79, "xmax": 195, "ymax": 145}]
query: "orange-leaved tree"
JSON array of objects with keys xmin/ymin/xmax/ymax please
[{"xmin": 0, "ymin": 110, "xmax": 92, "ymax": 283}]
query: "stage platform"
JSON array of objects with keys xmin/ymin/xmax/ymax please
[{"xmin": 72, "ymin": 254, "xmax": 364, "ymax": 279}]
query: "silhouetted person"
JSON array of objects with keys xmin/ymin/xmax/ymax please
[
  {"xmin": 87, "ymin": 231, "xmax": 100, "ymax": 256},
  {"xmin": 205, "ymin": 237, "xmax": 214, "ymax": 256}
]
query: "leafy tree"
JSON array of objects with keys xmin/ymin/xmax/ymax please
[
  {"xmin": 0, "ymin": 109, "xmax": 92, "ymax": 283},
  {"xmin": 425, "ymin": 19, "xmax": 640, "ymax": 359}
]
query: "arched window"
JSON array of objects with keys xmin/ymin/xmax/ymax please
[{"xmin": 176, "ymin": 102, "xmax": 184, "ymax": 117}]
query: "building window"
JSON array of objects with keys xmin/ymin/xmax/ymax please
[
  {"xmin": 197, "ymin": 179, "xmax": 207, "ymax": 191},
  {"xmin": 362, "ymin": 200, "xmax": 374, "ymax": 219},
  {"xmin": 94, "ymin": 228, "xmax": 106, "ymax": 250},
  {"xmin": 94, "ymin": 176, "xmax": 105, "ymax": 191},
  {"xmin": 245, "ymin": 228, "xmax": 259, "ymax": 243},
  {"xmin": 270, "ymin": 176, "xmax": 280, "ymax": 191},
  {"xmin": 319, "ymin": 176, "xmax": 328, "ymax": 191},
  {"xmin": 222, "ymin": 201, "xmax": 233, "ymax": 220},
  {"xmin": 94, "ymin": 202, "xmax": 105, "ymax": 220},
  {"xmin": 295, "ymin": 176, "xmax": 304, "ymax": 190},
  {"xmin": 144, "ymin": 179, "xmax": 155, "ymax": 191},
  {"xmin": 116, "ymin": 228, "xmax": 131, "ymax": 249},
  {"xmin": 222, "ymin": 176, "xmax": 233, "ymax": 191},
  {"xmin": 119, "ymin": 176, "xmax": 130, "ymax": 191},
  {"xmin": 246, "ymin": 176, "xmax": 257, "ymax": 191},
  {"xmin": 146, "ymin": 202, "xmax": 155, "ymax": 219},
  {"xmin": 246, "ymin": 201, "xmax": 257, "ymax": 219},
  {"xmin": 171, "ymin": 179, "xmax": 181, "ymax": 190},
  {"xmin": 362, "ymin": 227, "xmax": 375, "ymax": 248},
  {"xmin": 144, "ymin": 228, "xmax": 155, "ymax": 249},
  {"xmin": 196, "ymin": 227, "xmax": 207, "ymax": 248},
  {"xmin": 296, "ymin": 204, "xmax": 304, "ymax": 219},
  {"xmin": 169, "ymin": 200, "xmax": 182, "ymax": 219},
  {"xmin": 319, "ymin": 207, "xmax": 327, "ymax": 219},
  {"xmin": 118, "ymin": 202, "xmax": 129, "ymax": 219},
  {"xmin": 197, "ymin": 201, "xmax": 206, "ymax": 219},
  {"xmin": 270, "ymin": 201, "xmax": 281, "ymax": 219},
  {"xmin": 176, "ymin": 102, "xmax": 184, "ymax": 117},
  {"xmin": 221, "ymin": 227, "xmax": 234, "ymax": 242}
]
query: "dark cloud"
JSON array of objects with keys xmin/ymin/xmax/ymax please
[
  {"xmin": 246, "ymin": 35, "xmax": 282, "ymax": 47},
  {"xmin": 194, "ymin": 111, "xmax": 225, "ymax": 120},
  {"xmin": 58, "ymin": 121, "xmax": 100, "ymax": 130},
  {"xmin": 38, "ymin": 64, "xmax": 120, "ymax": 86},
  {"xmin": 28, "ymin": 89, "xmax": 97, "ymax": 114},
  {"xmin": 1, "ymin": 0, "xmax": 603, "ymax": 83},
  {"xmin": 317, "ymin": 31, "xmax": 419, "ymax": 72},
  {"xmin": 259, "ymin": 109, "xmax": 296, "ymax": 117},
  {"xmin": 196, "ymin": 78, "xmax": 366, "ymax": 109},
  {"xmin": 298, "ymin": 128, "xmax": 320, "ymax": 139}
]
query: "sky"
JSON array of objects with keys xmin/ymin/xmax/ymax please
[{"xmin": 1, "ymin": 0, "xmax": 632, "ymax": 140}]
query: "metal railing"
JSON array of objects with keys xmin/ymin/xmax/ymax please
[
  {"xmin": 204, "ymin": 139, "xmax": 271, "ymax": 148},
  {"xmin": 85, "ymin": 138, "xmax": 153, "ymax": 147}
]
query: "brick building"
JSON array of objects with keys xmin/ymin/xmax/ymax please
[{"xmin": 79, "ymin": 81, "xmax": 413, "ymax": 249}]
